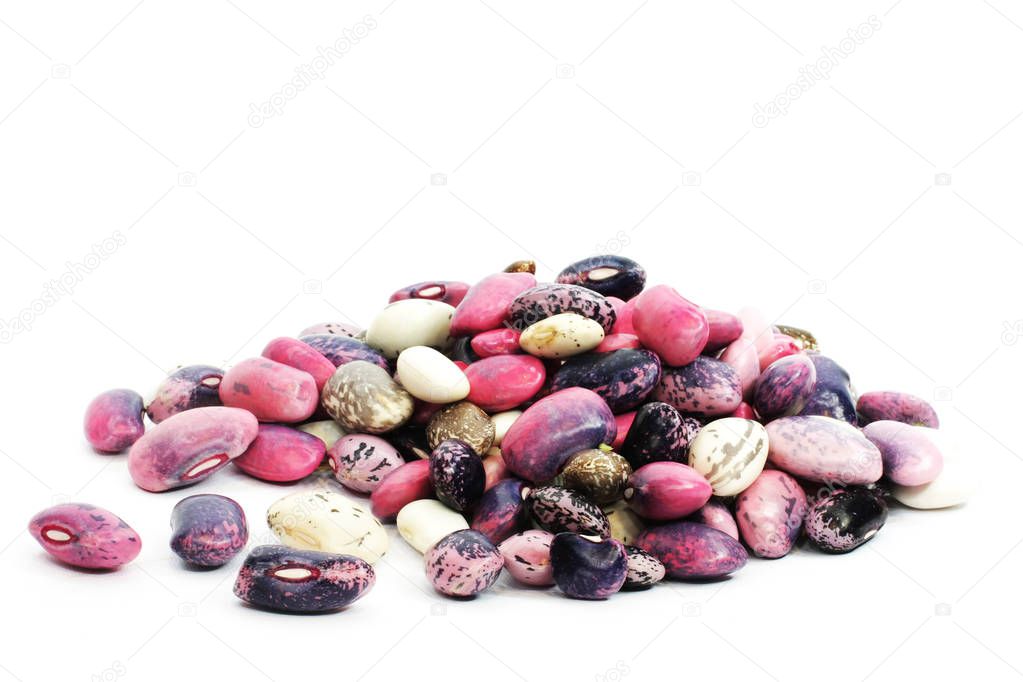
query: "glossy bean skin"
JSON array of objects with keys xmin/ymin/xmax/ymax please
[
  {"xmin": 84, "ymin": 389, "xmax": 145, "ymax": 452},
  {"xmin": 233, "ymin": 545, "xmax": 375, "ymax": 613},
  {"xmin": 128, "ymin": 406, "xmax": 259, "ymax": 492},
  {"xmin": 557, "ymin": 449, "xmax": 632, "ymax": 506},
  {"xmin": 555, "ymin": 254, "xmax": 646, "ymax": 301},
  {"xmin": 595, "ymin": 333, "xmax": 642, "ymax": 353},
  {"xmin": 753, "ymin": 354, "xmax": 817, "ymax": 422},
  {"xmin": 321, "ymin": 361, "xmax": 414, "ymax": 434},
  {"xmin": 550, "ymin": 534, "xmax": 628, "ymax": 600},
  {"xmin": 170, "ymin": 494, "xmax": 248, "ymax": 567},
  {"xmin": 498, "ymin": 530, "xmax": 554, "ymax": 586},
  {"xmin": 624, "ymin": 462, "xmax": 712, "ymax": 521},
  {"xmin": 233, "ymin": 424, "xmax": 325, "ymax": 483},
  {"xmin": 508, "ymin": 283, "xmax": 617, "ymax": 334},
  {"xmin": 425, "ymin": 530, "xmax": 504, "ymax": 598},
  {"xmin": 720, "ymin": 338, "xmax": 760, "ymax": 400},
  {"xmin": 470, "ymin": 328, "xmax": 521, "ymax": 357},
  {"xmin": 862, "ymin": 421, "xmax": 944, "ymax": 486},
  {"xmin": 652, "ymin": 356, "xmax": 742, "ymax": 417},
  {"xmin": 501, "ymin": 388, "xmax": 616, "ymax": 482},
  {"xmin": 526, "ymin": 486, "xmax": 610, "ymax": 537},
  {"xmin": 470, "ymin": 479, "xmax": 528, "ymax": 544},
  {"xmin": 464, "ymin": 355, "xmax": 546, "ymax": 413},
  {"xmin": 634, "ymin": 521, "xmax": 748, "ymax": 579},
  {"xmin": 799, "ymin": 355, "xmax": 857, "ymax": 425},
  {"xmin": 549, "ymin": 349, "xmax": 661, "ymax": 414},
  {"xmin": 299, "ymin": 334, "xmax": 389, "ymax": 370},
  {"xmin": 631, "ymin": 285, "xmax": 708, "ymax": 367},
  {"xmin": 29, "ymin": 503, "xmax": 141, "ymax": 569},
  {"xmin": 429, "ymin": 439, "xmax": 486, "ymax": 512},
  {"xmin": 857, "ymin": 391, "xmax": 939, "ymax": 428},
  {"xmin": 389, "ymin": 280, "xmax": 470, "ymax": 307},
  {"xmin": 703, "ymin": 310, "xmax": 744, "ymax": 353},
  {"xmin": 449, "ymin": 272, "xmax": 537, "ymax": 337},
  {"xmin": 426, "ymin": 402, "xmax": 495, "ymax": 455},
  {"xmin": 328, "ymin": 434, "xmax": 405, "ymax": 493},
  {"xmin": 219, "ymin": 358, "xmax": 318, "ymax": 423},
  {"xmin": 612, "ymin": 412, "xmax": 637, "ymax": 450},
  {"xmin": 735, "ymin": 470, "xmax": 807, "ymax": 559},
  {"xmin": 146, "ymin": 365, "xmax": 224, "ymax": 423},
  {"xmin": 758, "ymin": 334, "xmax": 801, "ymax": 371},
  {"xmin": 370, "ymin": 459, "xmax": 434, "ymax": 521},
  {"xmin": 766, "ymin": 416, "xmax": 882, "ymax": 485},
  {"xmin": 688, "ymin": 499, "xmax": 739, "ymax": 540},
  {"xmin": 261, "ymin": 337, "xmax": 337, "ymax": 392},
  {"xmin": 623, "ymin": 546, "xmax": 665, "ymax": 590},
  {"xmin": 805, "ymin": 488, "xmax": 888, "ymax": 554},
  {"xmin": 620, "ymin": 402, "xmax": 699, "ymax": 468}
]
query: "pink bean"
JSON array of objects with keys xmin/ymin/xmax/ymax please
[
  {"xmin": 470, "ymin": 328, "xmax": 521, "ymax": 357},
  {"xmin": 233, "ymin": 424, "xmax": 325, "ymax": 482},
  {"xmin": 595, "ymin": 333, "xmax": 641, "ymax": 353},
  {"xmin": 450, "ymin": 272, "xmax": 536, "ymax": 337},
  {"xmin": 29, "ymin": 503, "xmax": 141, "ymax": 569},
  {"xmin": 631, "ymin": 285, "xmax": 709, "ymax": 366},
  {"xmin": 624, "ymin": 462, "xmax": 712, "ymax": 521},
  {"xmin": 720, "ymin": 337, "xmax": 760, "ymax": 399},
  {"xmin": 758, "ymin": 334, "xmax": 801, "ymax": 371},
  {"xmin": 370, "ymin": 459, "xmax": 433, "ymax": 521},
  {"xmin": 704, "ymin": 309, "xmax": 744, "ymax": 353},
  {"xmin": 261, "ymin": 337, "xmax": 336, "ymax": 392},
  {"xmin": 219, "ymin": 357, "xmax": 318, "ymax": 423},
  {"xmin": 83, "ymin": 388, "xmax": 145, "ymax": 453}
]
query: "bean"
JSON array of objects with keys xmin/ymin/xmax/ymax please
[
  {"xmin": 624, "ymin": 462, "xmax": 712, "ymax": 521},
  {"xmin": 170, "ymin": 494, "xmax": 247, "ymax": 567},
  {"xmin": 233, "ymin": 545, "xmax": 374, "ymax": 613},
  {"xmin": 425, "ymin": 529, "xmax": 503, "ymax": 597},
  {"xmin": 29, "ymin": 503, "xmax": 141, "ymax": 569},
  {"xmin": 498, "ymin": 530, "xmax": 554, "ymax": 586},
  {"xmin": 370, "ymin": 459, "xmax": 434, "ymax": 521},
  {"xmin": 396, "ymin": 499, "xmax": 468, "ymax": 553},
  {"xmin": 298, "ymin": 321, "xmax": 362, "ymax": 338},
  {"xmin": 299, "ymin": 334, "xmax": 389, "ymax": 370},
  {"xmin": 426, "ymin": 401, "xmax": 494, "ymax": 455},
  {"xmin": 555, "ymin": 254, "xmax": 646, "ymax": 301},
  {"xmin": 753, "ymin": 354, "xmax": 816, "ymax": 422},
  {"xmin": 557, "ymin": 448, "xmax": 632, "ymax": 506},
  {"xmin": 219, "ymin": 357, "xmax": 318, "ymax": 423},
  {"xmin": 396, "ymin": 346, "xmax": 470, "ymax": 404},
  {"xmin": 470, "ymin": 328, "xmax": 521, "ymax": 357},
  {"xmin": 233, "ymin": 424, "xmax": 325, "ymax": 483},
  {"xmin": 687, "ymin": 499, "xmax": 739, "ymax": 540},
  {"xmin": 261, "ymin": 337, "xmax": 337, "ymax": 392},
  {"xmin": 128, "ymin": 406, "xmax": 258, "ymax": 492},
  {"xmin": 620, "ymin": 402, "xmax": 700, "ymax": 468},
  {"xmin": 83, "ymin": 388, "xmax": 145, "ymax": 453},
  {"xmin": 321, "ymin": 360, "xmax": 414, "ymax": 434},
  {"xmin": 634, "ymin": 521, "xmax": 748, "ymax": 579},
  {"xmin": 508, "ymin": 283, "xmax": 617, "ymax": 334},
  {"xmin": 652, "ymin": 356, "xmax": 742, "ymax": 417},
  {"xmin": 464, "ymin": 355, "xmax": 546, "ymax": 413},
  {"xmin": 687, "ymin": 418, "xmax": 769, "ymax": 496},
  {"xmin": 470, "ymin": 479, "xmax": 528, "ymax": 544},
  {"xmin": 704, "ymin": 309, "xmax": 744, "ymax": 353},
  {"xmin": 799, "ymin": 355, "xmax": 857, "ymax": 424},
  {"xmin": 389, "ymin": 280, "xmax": 470, "ymax": 307},
  {"xmin": 365, "ymin": 299, "xmax": 455, "ymax": 359},
  {"xmin": 857, "ymin": 390, "xmax": 939, "ymax": 428},
  {"xmin": 622, "ymin": 546, "xmax": 665, "ymax": 590},
  {"xmin": 501, "ymin": 387, "xmax": 616, "ymax": 482},
  {"xmin": 631, "ymin": 285, "xmax": 708, "ymax": 366},
  {"xmin": 526, "ymin": 486, "xmax": 610, "ymax": 537},
  {"xmin": 519, "ymin": 312, "xmax": 605, "ymax": 359},
  {"xmin": 805, "ymin": 488, "xmax": 887, "ymax": 554},
  {"xmin": 146, "ymin": 365, "xmax": 223, "ymax": 423},
  {"xmin": 328, "ymin": 434, "xmax": 405, "ymax": 493},
  {"xmin": 429, "ymin": 439, "xmax": 486, "ymax": 512},
  {"xmin": 449, "ymin": 272, "xmax": 537, "ymax": 337},
  {"xmin": 766, "ymin": 415, "xmax": 882, "ymax": 485},
  {"xmin": 862, "ymin": 420, "xmax": 944, "ymax": 486},
  {"xmin": 549, "ymin": 349, "xmax": 661, "ymax": 414},
  {"xmin": 735, "ymin": 470, "xmax": 807, "ymax": 558},
  {"xmin": 550, "ymin": 533, "xmax": 627, "ymax": 600},
  {"xmin": 267, "ymin": 490, "xmax": 388, "ymax": 564}
]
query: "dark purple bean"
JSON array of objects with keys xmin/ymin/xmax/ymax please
[
  {"xmin": 146, "ymin": 365, "xmax": 224, "ymax": 423},
  {"xmin": 429, "ymin": 439, "xmax": 485, "ymax": 512},
  {"xmin": 470, "ymin": 479, "xmax": 528, "ymax": 544},
  {"xmin": 620, "ymin": 402, "xmax": 700, "ymax": 468},
  {"xmin": 299, "ymin": 334, "xmax": 389, "ymax": 370},
  {"xmin": 550, "ymin": 533, "xmax": 628, "ymax": 600},
  {"xmin": 799, "ymin": 354, "xmax": 857, "ymax": 424},
  {"xmin": 549, "ymin": 349, "xmax": 661, "ymax": 414},
  {"xmin": 805, "ymin": 488, "xmax": 887, "ymax": 554},
  {"xmin": 170, "ymin": 494, "xmax": 248, "ymax": 567},
  {"xmin": 754, "ymin": 354, "xmax": 817, "ymax": 422},
  {"xmin": 634, "ymin": 521, "xmax": 748, "ymax": 579},
  {"xmin": 555, "ymin": 255, "xmax": 647, "ymax": 301}
]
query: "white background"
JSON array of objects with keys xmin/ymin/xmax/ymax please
[{"xmin": 1, "ymin": 1, "xmax": 1021, "ymax": 680}]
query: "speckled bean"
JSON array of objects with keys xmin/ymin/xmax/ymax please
[
  {"xmin": 526, "ymin": 486, "xmax": 610, "ymax": 537},
  {"xmin": 498, "ymin": 529, "xmax": 554, "ymax": 586},
  {"xmin": 753, "ymin": 354, "xmax": 816, "ymax": 422},
  {"xmin": 550, "ymin": 533, "xmax": 628, "ymax": 600},
  {"xmin": 508, "ymin": 283, "xmax": 617, "ymax": 333},
  {"xmin": 267, "ymin": 490, "xmax": 388, "ymax": 564},
  {"xmin": 430, "ymin": 439, "xmax": 486, "ymax": 512},
  {"xmin": 735, "ymin": 470, "xmax": 807, "ymax": 558},
  {"xmin": 549, "ymin": 349, "xmax": 661, "ymax": 413},
  {"xmin": 555, "ymin": 254, "xmax": 647, "ymax": 301},
  {"xmin": 620, "ymin": 401, "xmax": 700, "ymax": 468},
  {"xmin": 857, "ymin": 391, "xmax": 939, "ymax": 428},
  {"xmin": 766, "ymin": 415, "xmax": 882, "ymax": 485},
  {"xmin": 146, "ymin": 365, "xmax": 224, "ymax": 423},
  {"xmin": 471, "ymin": 479, "xmax": 528, "ymax": 544},
  {"xmin": 170, "ymin": 494, "xmax": 248, "ymax": 567},
  {"xmin": 652, "ymin": 356, "xmax": 742, "ymax": 417},
  {"xmin": 425, "ymin": 529, "xmax": 503, "ymax": 597},
  {"xmin": 233, "ymin": 545, "xmax": 374, "ymax": 613},
  {"xmin": 84, "ymin": 388, "xmax": 145, "ymax": 452},
  {"xmin": 29, "ymin": 503, "xmax": 141, "ymax": 569},
  {"xmin": 321, "ymin": 361, "xmax": 414, "ymax": 434},
  {"xmin": 623, "ymin": 546, "xmax": 665, "ymax": 590},
  {"xmin": 634, "ymin": 521, "xmax": 748, "ymax": 579},
  {"xmin": 329, "ymin": 434, "xmax": 405, "ymax": 493},
  {"xmin": 299, "ymin": 334, "xmax": 389, "ymax": 370}
]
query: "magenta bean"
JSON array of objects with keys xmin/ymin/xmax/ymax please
[
  {"xmin": 449, "ymin": 272, "xmax": 537, "ymax": 337},
  {"xmin": 29, "ymin": 503, "xmax": 141, "ymax": 569},
  {"xmin": 631, "ymin": 285, "xmax": 708, "ymax": 366},
  {"xmin": 730, "ymin": 402, "xmax": 757, "ymax": 420},
  {"xmin": 233, "ymin": 424, "xmax": 325, "ymax": 483},
  {"xmin": 298, "ymin": 321, "xmax": 362, "ymax": 338},
  {"xmin": 612, "ymin": 297, "xmax": 637, "ymax": 334},
  {"xmin": 219, "ymin": 358, "xmax": 318, "ymax": 423},
  {"xmin": 735, "ymin": 470, "xmax": 807, "ymax": 558},
  {"xmin": 370, "ymin": 459, "xmax": 433, "ymax": 521},
  {"xmin": 508, "ymin": 283, "xmax": 617, "ymax": 333},
  {"xmin": 857, "ymin": 391, "xmax": 940, "ymax": 428},
  {"xmin": 549, "ymin": 349, "xmax": 661, "ymax": 414},
  {"xmin": 83, "ymin": 388, "xmax": 145, "ymax": 452},
  {"xmin": 612, "ymin": 411, "xmax": 636, "ymax": 450},
  {"xmin": 652, "ymin": 356, "xmax": 742, "ymax": 417},
  {"xmin": 758, "ymin": 334, "xmax": 801, "ymax": 371},
  {"xmin": 390, "ymin": 280, "xmax": 471, "ymax": 307},
  {"xmin": 555, "ymin": 254, "xmax": 646, "ymax": 301},
  {"xmin": 128, "ymin": 406, "xmax": 258, "ymax": 492},
  {"xmin": 704, "ymin": 309, "xmax": 744, "ymax": 353},
  {"xmin": 501, "ymin": 387, "xmax": 616, "ymax": 482},
  {"xmin": 464, "ymin": 354, "xmax": 546, "ymax": 413},
  {"xmin": 471, "ymin": 479, "xmax": 528, "ymax": 544},
  {"xmin": 862, "ymin": 420, "xmax": 944, "ymax": 486},
  {"xmin": 425, "ymin": 529, "xmax": 504, "ymax": 598},
  {"xmin": 550, "ymin": 533, "xmax": 628, "ymax": 600},
  {"xmin": 688, "ymin": 499, "xmax": 739, "ymax": 540},
  {"xmin": 170, "ymin": 494, "xmax": 248, "ymax": 567},
  {"xmin": 328, "ymin": 434, "xmax": 405, "ymax": 493},
  {"xmin": 429, "ymin": 439, "xmax": 486, "ymax": 512},
  {"xmin": 498, "ymin": 529, "xmax": 554, "ymax": 586},
  {"xmin": 624, "ymin": 462, "xmax": 712, "ymax": 521},
  {"xmin": 623, "ymin": 546, "xmax": 665, "ymax": 590},
  {"xmin": 299, "ymin": 334, "xmax": 389, "ymax": 370},
  {"xmin": 720, "ymin": 338, "xmax": 760, "ymax": 400},
  {"xmin": 634, "ymin": 521, "xmax": 748, "ymax": 579},
  {"xmin": 234, "ymin": 545, "xmax": 375, "ymax": 613},
  {"xmin": 753, "ymin": 354, "xmax": 817, "ymax": 422},
  {"xmin": 470, "ymin": 328, "xmax": 521, "ymax": 357},
  {"xmin": 526, "ymin": 486, "xmax": 610, "ymax": 537},
  {"xmin": 261, "ymin": 337, "xmax": 337, "ymax": 391},
  {"xmin": 766, "ymin": 415, "xmax": 883, "ymax": 485},
  {"xmin": 146, "ymin": 364, "xmax": 224, "ymax": 423}
]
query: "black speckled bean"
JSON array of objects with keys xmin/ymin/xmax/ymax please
[
  {"xmin": 429, "ymin": 439, "xmax": 486, "ymax": 512},
  {"xmin": 549, "ymin": 349, "xmax": 661, "ymax": 414},
  {"xmin": 555, "ymin": 255, "xmax": 647, "ymax": 301},
  {"xmin": 508, "ymin": 284, "xmax": 617, "ymax": 333},
  {"xmin": 526, "ymin": 486, "xmax": 610, "ymax": 537},
  {"xmin": 620, "ymin": 402, "xmax": 701, "ymax": 468}
]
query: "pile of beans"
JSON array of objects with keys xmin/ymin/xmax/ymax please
[{"xmin": 29, "ymin": 255, "xmax": 974, "ymax": 612}]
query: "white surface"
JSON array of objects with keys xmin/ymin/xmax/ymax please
[{"xmin": 1, "ymin": 1, "xmax": 1022, "ymax": 681}]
